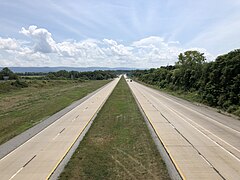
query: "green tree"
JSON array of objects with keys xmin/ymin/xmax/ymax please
[
  {"xmin": 202, "ymin": 49, "xmax": 240, "ymax": 109},
  {"xmin": 132, "ymin": 49, "xmax": 240, "ymax": 115},
  {"xmin": 0, "ymin": 67, "xmax": 18, "ymax": 80},
  {"xmin": 176, "ymin": 51, "xmax": 205, "ymax": 66},
  {"xmin": 176, "ymin": 51, "xmax": 206, "ymax": 90}
]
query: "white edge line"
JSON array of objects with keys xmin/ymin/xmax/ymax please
[
  {"xmin": 9, "ymin": 167, "xmax": 23, "ymax": 180},
  {"xmin": 0, "ymin": 80, "xmax": 114, "ymax": 162}
]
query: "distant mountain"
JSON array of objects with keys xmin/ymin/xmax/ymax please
[{"xmin": 0, "ymin": 67, "xmax": 138, "ymax": 73}]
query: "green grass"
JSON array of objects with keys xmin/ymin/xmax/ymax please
[
  {"xmin": 59, "ymin": 77, "xmax": 170, "ymax": 180},
  {"xmin": 0, "ymin": 80, "xmax": 110, "ymax": 145},
  {"xmin": 133, "ymin": 79, "xmax": 240, "ymax": 118},
  {"xmin": 133, "ymin": 79, "xmax": 201, "ymax": 102}
]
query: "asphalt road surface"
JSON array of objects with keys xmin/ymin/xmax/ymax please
[
  {"xmin": 128, "ymin": 80, "xmax": 240, "ymax": 180},
  {"xmin": 0, "ymin": 78, "xmax": 119, "ymax": 180}
]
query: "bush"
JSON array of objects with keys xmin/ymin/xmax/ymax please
[
  {"xmin": 233, "ymin": 107, "xmax": 240, "ymax": 117},
  {"xmin": 132, "ymin": 49, "xmax": 240, "ymax": 117},
  {"xmin": 0, "ymin": 82, "xmax": 15, "ymax": 93},
  {"xmin": 227, "ymin": 105, "xmax": 238, "ymax": 113},
  {"xmin": 11, "ymin": 80, "xmax": 28, "ymax": 88}
]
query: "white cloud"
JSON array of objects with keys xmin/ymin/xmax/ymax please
[
  {"xmin": 103, "ymin": 39, "xmax": 132, "ymax": 57},
  {"xmin": 0, "ymin": 37, "xmax": 20, "ymax": 51},
  {"xmin": 131, "ymin": 36, "xmax": 183, "ymax": 66},
  {"xmin": 132, "ymin": 36, "xmax": 166, "ymax": 48},
  {"xmin": 20, "ymin": 25, "xmax": 57, "ymax": 53},
  {"xmin": 0, "ymin": 25, "xmax": 213, "ymax": 68}
]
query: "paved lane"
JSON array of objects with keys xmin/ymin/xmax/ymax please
[
  {"xmin": 128, "ymin": 80, "xmax": 240, "ymax": 180},
  {"xmin": 0, "ymin": 78, "xmax": 119, "ymax": 180}
]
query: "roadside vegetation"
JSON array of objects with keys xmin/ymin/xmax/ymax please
[
  {"xmin": 132, "ymin": 49, "xmax": 240, "ymax": 117},
  {"xmin": 0, "ymin": 67, "xmax": 18, "ymax": 80},
  {"xmin": 0, "ymin": 79, "xmax": 110, "ymax": 145},
  {"xmin": 17, "ymin": 70, "xmax": 116, "ymax": 80},
  {"xmin": 0, "ymin": 67, "xmax": 116, "ymax": 93},
  {"xmin": 59, "ymin": 77, "xmax": 170, "ymax": 180}
]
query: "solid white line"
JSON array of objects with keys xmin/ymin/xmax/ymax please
[
  {"xmin": 0, "ymin": 79, "xmax": 118, "ymax": 180},
  {"xmin": 9, "ymin": 167, "xmax": 23, "ymax": 180},
  {"xmin": 147, "ymin": 91, "xmax": 240, "ymax": 162},
  {"xmin": 0, "ymin": 80, "xmax": 115, "ymax": 162},
  {"xmin": 145, "ymin": 87, "xmax": 240, "ymax": 154},
  {"xmin": 138, "ymin": 83, "xmax": 240, "ymax": 134},
  {"xmin": 173, "ymin": 108, "xmax": 240, "ymax": 154}
]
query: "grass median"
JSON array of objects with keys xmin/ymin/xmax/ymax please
[
  {"xmin": 59, "ymin": 77, "xmax": 170, "ymax": 180},
  {"xmin": 0, "ymin": 80, "xmax": 110, "ymax": 145}
]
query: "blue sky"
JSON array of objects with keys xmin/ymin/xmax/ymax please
[{"xmin": 0, "ymin": 0, "xmax": 240, "ymax": 68}]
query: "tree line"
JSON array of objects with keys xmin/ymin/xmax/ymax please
[
  {"xmin": 0, "ymin": 68, "xmax": 116, "ymax": 81},
  {"xmin": 0, "ymin": 68, "xmax": 117, "ymax": 93},
  {"xmin": 132, "ymin": 49, "xmax": 240, "ymax": 115},
  {"xmin": 45, "ymin": 70, "xmax": 116, "ymax": 80},
  {"xmin": 0, "ymin": 67, "xmax": 18, "ymax": 80}
]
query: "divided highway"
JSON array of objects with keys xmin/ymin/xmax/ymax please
[
  {"xmin": 128, "ymin": 80, "xmax": 240, "ymax": 180},
  {"xmin": 0, "ymin": 78, "xmax": 119, "ymax": 180}
]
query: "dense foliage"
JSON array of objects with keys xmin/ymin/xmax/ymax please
[
  {"xmin": 46, "ymin": 70, "xmax": 116, "ymax": 80},
  {"xmin": 17, "ymin": 70, "xmax": 117, "ymax": 80},
  {"xmin": 0, "ymin": 67, "xmax": 18, "ymax": 80},
  {"xmin": 132, "ymin": 49, "xmax": 240, "ymax": 115},
  {"xmin": 0, "ymin": 69, "xmax": 116, "ymax": 93}
]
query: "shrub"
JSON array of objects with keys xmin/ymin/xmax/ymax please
[{"xmin": 11, "ymin": 79, "xmax": 28, "ymax": 88}]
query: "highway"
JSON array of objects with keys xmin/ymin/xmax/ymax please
[
  {"xmin": 0, "ymin": 78, "xmax": 119, "ymax": 180},
  {"xmin": 128, "ymin": 80, "xmax": 240, "ymax": 180}
]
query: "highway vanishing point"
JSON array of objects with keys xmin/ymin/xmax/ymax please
[{"xmin": 0, "ymin": 77, "xmax": 240, "ymax": 180}]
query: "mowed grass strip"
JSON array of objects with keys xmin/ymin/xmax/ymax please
[
  {"xmin": 0, "ymin": 80, "xmax": 110, "ymax": 145},
  {"xmin": 59, "ymin": 77, "xmax": 170, "ymax": 180}
]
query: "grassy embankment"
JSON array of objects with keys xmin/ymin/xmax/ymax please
[
  {"xmin": 0, "ymin": 80, "xmax": 110, "ymax": 145},
  {"xmin": 59, "ymin": 77, "xmax": 170, "ymax": 180},
  {"xmin": 133, "ymin": 79, "xmax": 240, "ymax": 118},
  {"xmin": 134, "ymin": 78, "xmax": 202, "ymax": 102}
]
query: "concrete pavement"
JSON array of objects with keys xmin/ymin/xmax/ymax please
[
  {"xmin": 128, "ymin": 80, "xmax": 240, "ymax": 180},
  {"xmin": 0, "ymin": 78, "xmax": 119, "ymax": 180}
]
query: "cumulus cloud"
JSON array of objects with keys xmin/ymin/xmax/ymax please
[
  {"xmin": 0, "ymin": 25, "xmax": 213, "ymax": 68},
  {"xmin": 0, "ymin": 37, "xmax": 21, "ymax": 51},
  {"xmin": 20, "ymin": 25, "xmax": 57, "ymax": 53},
  {"xmin": 132, "ymin": 36, "xmax": 166, "ymax": 48},
  {"xmin": 103, "ymin": 39, "xmax": 132, "ymax": 57},
  {"xmin": 131, "ymin": 36, "xmax": 184, "ymax": 65}
]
